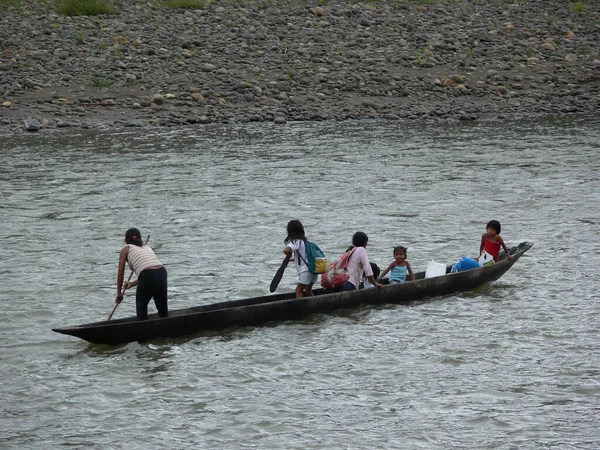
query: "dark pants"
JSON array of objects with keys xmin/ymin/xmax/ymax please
[
  {"xmin": 136, "ymin": 266, "xmax": 168, "ymax": 320},
  {"xmin": 340, "ymin": 281, "xmax": 357, "ymax": 292}
]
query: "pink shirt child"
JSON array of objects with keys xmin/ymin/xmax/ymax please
[{"xmin": 345, "ymin": 247, "xmax": 374, "ymax": 288}]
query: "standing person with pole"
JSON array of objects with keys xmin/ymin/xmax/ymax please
[{"xmin": 113, "ymin": 228, "xmax": 168, "ymax": 321}]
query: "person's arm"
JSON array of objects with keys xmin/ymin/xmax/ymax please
[
  {"xmin": 378, "ymin": 262, "xmax": 394, "ymax": 282},
  {"xmin": 499, "ymin": 237, "xmax": 512, "ymax": 260},
  {"xmin": 360, "ymin": 250, "xmax": 383, "ymax": 289},
  {"xmin": 366, "ymin": 274, "xmax": 383, "ymax": 289},
  {"xmin": 283, "ymin": 241, "xmax": 300, "ymax": 263},
  {"xmin": 406, "ymin": 262, "xmax": 415, "ymax": 281},
  {"xmin": 479, "ymin": 233, "xmax": 486, "ymax": 254},
  {"xmin": 124, "ymin": 279, "xmax": 139, "ymax": 290},
  {"xmin": 115, "ymin": 246, "xmax": 129, "ymax": 304}
]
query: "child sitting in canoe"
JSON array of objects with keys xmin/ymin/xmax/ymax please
[
  {"xmin": 362, "ymin": 262, "xmax": 381, "ymax": 289},
  {"xmin": 378, "ymin": 246, "xmax": 415, "ymax": 284},
  {"xmin": 480, "ymin": 220, "xmax": 511, "ymax": 262}
]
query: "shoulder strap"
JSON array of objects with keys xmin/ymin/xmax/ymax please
[
  {"xmin": 347, "ymin": 247, "xmax": 357, "ymax": 263},
  {"xmin": 344, "ymin": 247, "xmax": 361, "ymax": 276},
  {"xmin": 297, "ymin": 240, "xmax": 309, "ymax": 266}
]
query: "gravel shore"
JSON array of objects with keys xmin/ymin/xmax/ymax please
[{"xmin": 1, "ymin": 0, "xmax": 599, "ymax": 131}]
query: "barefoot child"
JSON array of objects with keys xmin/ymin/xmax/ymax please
[
  {"xmin": 378, "ymin": 246, "xmax": 415, "ymax": 284},
  {"xmin": 480, "ymin": 220, "xmax": 511, "ymax": 262},
  {"xmin": 283, "ymin": 220, "xmax": 318, "ymax": 298}
]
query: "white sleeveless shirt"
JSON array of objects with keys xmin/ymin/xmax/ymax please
[{"xmin": 127, "ymin": 244, "xmax": 162, "ymax": 275}]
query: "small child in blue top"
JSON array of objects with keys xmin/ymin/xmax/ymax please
[{"xmin": 378, "ymin": 246, "xmax": 415, "ymax": 284}]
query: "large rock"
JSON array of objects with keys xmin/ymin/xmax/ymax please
[
  {"xmin": 310, "ymin": 6, "xmax": 324, "ymax": 17},
  {"xmin": 151, "ymin": 94, "xmax": 165, "ymax": 105},
  {"xmin": 23, "ymin": 118, "xmax": 40, "ymax": 131},
  {"xmin": 565, "ymin": 54, "xmax": 578, "ymax": 62}
]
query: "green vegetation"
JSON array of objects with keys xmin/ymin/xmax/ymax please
[
  {"xmin": 75, "ymin": 30, "xmax": 86, "ymax": 44},
  {"xmin": 56, "ymin": 0, "xmax": 114, "ymax": 16},
  {"xmin": 412, "ymin": 46, "xmax": 433, "ymax": 67},
  {"xmin": 162, "ymin": 0, "xmax": 207, "ymax": 9},
  {"xmin": 569, "ymin": 1, "xmax": 585, "ymax": 13},
  {"xmin": 257, "ymin": 0, "xmax": 274, "ymax": 9},
  {"xmin": 403, "ymin": 0, "xmax": 433, "ymax": 4},
  {"xmin": 0, "ymin": 0, "xmax": 505, "ymax": 13},
  {"xmin": 525, "ymin": 46, "xmax": 534, "ymax": 57},
  {"xmin": 91, "ymin": 75, "xmax": 110, "ymax": 87},
  {"xmin": 0, "ymin": 0, "xmax": 19, "ymax": 11}
]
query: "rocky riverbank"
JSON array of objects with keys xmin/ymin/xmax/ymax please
[{"xmin": 1, "ymin": 0, "xmax": 599, "ymax": 131}]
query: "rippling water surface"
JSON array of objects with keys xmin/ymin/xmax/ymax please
[{"xmin": 1, "ymin": 117, "xmax": 599, "ymax": 449}]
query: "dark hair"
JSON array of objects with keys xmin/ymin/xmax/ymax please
[
  {"xmin": 352, "ymin": 231, "xmax": 368, "ymax": 247},
  {"xmin": 371, "ymin": 262, "xmax": 381, "ymax": 279},
  {"xmin": 393, "ymin": 246, "xmax": 407, "ymax": 257},
  {"xmin": 486, "ymin": 220, "xmax": 501, "ymax": 234},
  {"xmin": 284, "ymin": 220, "xmax": 306, "ymax": 244},
  {"xmin": 125, "ymin": 228, "xmax": 143, "ymax": 246}
]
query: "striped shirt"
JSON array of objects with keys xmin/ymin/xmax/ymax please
[{"xmin": 127, "ymin": 244, "xmax": 162, "ymax": 275}]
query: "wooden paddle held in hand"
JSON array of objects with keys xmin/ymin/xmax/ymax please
[
  {"xmin": 107, "ymin": 235, "xmax": 150, "ymax": 320},
  {"xmin": 270, "ymin": 253, "xmax": 292, "ymax": 293}
]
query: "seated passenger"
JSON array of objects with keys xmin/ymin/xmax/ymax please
[
  {"xmin": 341, "ymin": 232, "xmax": 384, "ymax": 291},
  {"xmin": 362, "ymin": 262, "xmax": 381, "ymax": 289},
  {"xmin": 378, "ymin": 246, "xmax": 415, "ymax": 284}
]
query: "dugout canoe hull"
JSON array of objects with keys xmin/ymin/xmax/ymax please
[{"xmin": 53, "ymin": 242, "xmax": 533, "ymax": 346}]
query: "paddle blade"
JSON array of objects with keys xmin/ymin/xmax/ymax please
[{"xmin": 270, "ymin": 254, "xmax": 291, "ymax": 293}]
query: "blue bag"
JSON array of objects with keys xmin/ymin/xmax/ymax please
[
  {"xmin": 302, "ymin": 241, "xmax": 328, "ymax": 274},
  {"xmin": 451, "ymin": 256, "xmax": 482, "ymax": 273}
]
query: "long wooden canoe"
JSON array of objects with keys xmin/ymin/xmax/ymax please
[{"xmin": 53, "ymin": 242, "xmax": 533, "ymax": 345}]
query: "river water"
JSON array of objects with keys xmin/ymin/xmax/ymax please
[{"xmin": 1, "ymin": 117, "xmax": 599, "ymax": 449}]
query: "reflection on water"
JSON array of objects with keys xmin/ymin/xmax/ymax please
[{"xmin": 1, "ymin": 116, "xmax": 599, "ymax": 449}]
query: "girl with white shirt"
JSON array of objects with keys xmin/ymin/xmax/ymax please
[{"xmin": 283, "ymin": 220, "xmax": 318, "ymax": 298}]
